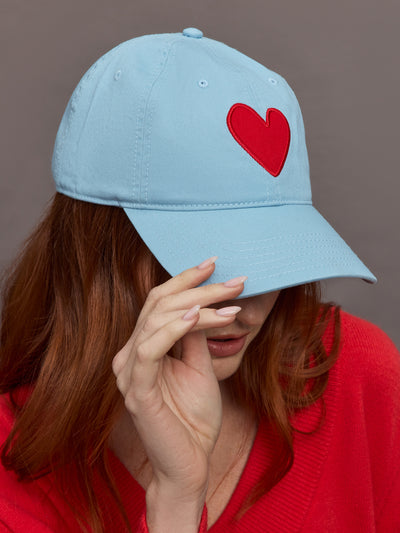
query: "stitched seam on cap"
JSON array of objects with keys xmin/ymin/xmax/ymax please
[
  {"xmin": 248, "ymin": 259, "xmax": 363, "ymax": 281},
  {"xmin": 122, "ymin": 199, "xmax": 312, "ymax": 209},
  {"xmin": 142, "ymin": 37, "xmax": 182, "ymax": 204}
]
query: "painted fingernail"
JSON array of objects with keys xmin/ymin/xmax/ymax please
[
  {"xmin": 216, "ymin": 306, "xmax": 242, "ymax": 316},
  {"xmin": 223, "ymin": 276, "xmax": 248, "ymax": 287},
  {"xmin": 183, "ymin": 304, "xmax": 201, "ymax": 320},
  {"xmin": 197, "ymin": 256, "xmax": 218, "ymax": 270}
]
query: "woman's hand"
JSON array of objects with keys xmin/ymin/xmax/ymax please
[{"xmin": 112, "ymin": 257, "xmax": 247, "ymax": 497}]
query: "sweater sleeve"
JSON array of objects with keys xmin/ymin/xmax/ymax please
[
  {"xmin": 375, "ymin": 455, "xmax": 400, "ymax": 531},
  {"xmin": 137, "ymin": 502, "xmax": 208, "ymax": 533},
  {"xmin": 340, "ymin": 312, "xmax": 400, "ymax": 528},
  {"xmin": 0, "ymin": 394, "xmax": 81, "ymax": 533}
]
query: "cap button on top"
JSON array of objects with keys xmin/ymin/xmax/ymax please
[{"xmin": 182, "ymin": 27, "xmax": 203, "ymax": 38}]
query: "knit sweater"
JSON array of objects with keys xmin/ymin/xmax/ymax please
[{"xmin": 0, "ymin": 309, "xmax": 399, "ymax": 532}]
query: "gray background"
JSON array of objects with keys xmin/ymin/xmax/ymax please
[{"xmin": 1, "ymin": 0, "xmax": 399, "ymax": 347}]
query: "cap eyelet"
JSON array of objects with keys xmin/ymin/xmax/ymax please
[
  {"xmin": 198, "ymin": 79, "xmax": 208, "ymax": 88},
  {"xmin": 268, "ymin": 77, "xmax": 278, "ymax": 85},
  {"xmin": 114, "ymin": 70, "xmax": 122, "ymax": 81}
]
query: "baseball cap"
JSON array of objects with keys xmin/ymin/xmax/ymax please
[{"xmin": 51, "ymin": 27, "xmax": 377, "ymax": 299}]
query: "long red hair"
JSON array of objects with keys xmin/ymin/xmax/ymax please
[{"xmin": 0, "ymin": 193, "xmax": 341, "ymax": 532}]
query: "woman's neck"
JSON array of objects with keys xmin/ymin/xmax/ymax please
[{"xmin": 109, "ymin": 380, "xmax": 256, "ymax": 478}]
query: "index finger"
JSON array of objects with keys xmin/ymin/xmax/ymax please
[{"xmin": 147, "ymin": 256, "xmax": 219, "ymax": 302}]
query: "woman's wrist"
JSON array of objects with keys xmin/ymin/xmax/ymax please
[{"xmin": 145, "ymin": 480, "xmax": 208, "ymax": 533}]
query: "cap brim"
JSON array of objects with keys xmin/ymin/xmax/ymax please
[{"xmin": 123, "ymin": 204, "xmax": 377, "ymax": 299}]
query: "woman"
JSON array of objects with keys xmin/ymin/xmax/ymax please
[{"xmin": 1, "ymin": 28, "xmax": 399, "ymax": 532}]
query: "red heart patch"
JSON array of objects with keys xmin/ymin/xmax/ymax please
[{"xmin": 226, "ymin": 104, "xmax": 290, "ymax": 177}]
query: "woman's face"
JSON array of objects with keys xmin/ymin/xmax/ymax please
[
  {"xmin": 170, "ymin": 290, "xmax": 281, "ymax": 382},
  {"xmin": 205, "ymin": 291, "xmax": 281, "ymax": 381}
]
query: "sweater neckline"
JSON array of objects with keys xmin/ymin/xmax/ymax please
[
  {"xmin": 108, "ymin": 341, "xmax": 340, "ymax": 532},
  {"xmin": 107, "ymin": 415, "xmax": 267, "ymax": 529}
]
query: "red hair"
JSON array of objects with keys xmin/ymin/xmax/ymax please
[{"xmin": 0, "ymin": 193, "xmax": 341, "ymax": 531}]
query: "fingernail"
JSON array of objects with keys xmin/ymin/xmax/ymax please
[
  {"xmin": 223, "ymin": 276, "xmax": 248, "ymax": 287},
  {"xmin": 182, "ymin": 304, "xmax": 201, "ymax": 320},
  {"xmin": 216, "ymin": 306, "xmax": 242, "ymax": 316},
  {"xmin": 197, "ymin": 256, "xmax": 218, "ymax": 270}
]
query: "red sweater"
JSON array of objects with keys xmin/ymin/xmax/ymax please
[{"xmin": 0, "ymin": 310, "xmax": 399, "ymax": 532}]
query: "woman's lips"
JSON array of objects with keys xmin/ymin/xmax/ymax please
[{"xmin": 206, "ymin": 335, "xmax": 248, "ymax": 357}]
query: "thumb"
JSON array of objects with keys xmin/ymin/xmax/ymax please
[{"xmin": 180, "ymin": 329, "xmax": 214, "ymax": 375}]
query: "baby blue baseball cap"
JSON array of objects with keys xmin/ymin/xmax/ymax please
[{"xmin": 51, "ymin": 27, "xmax": 377, "ymax": 299}]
